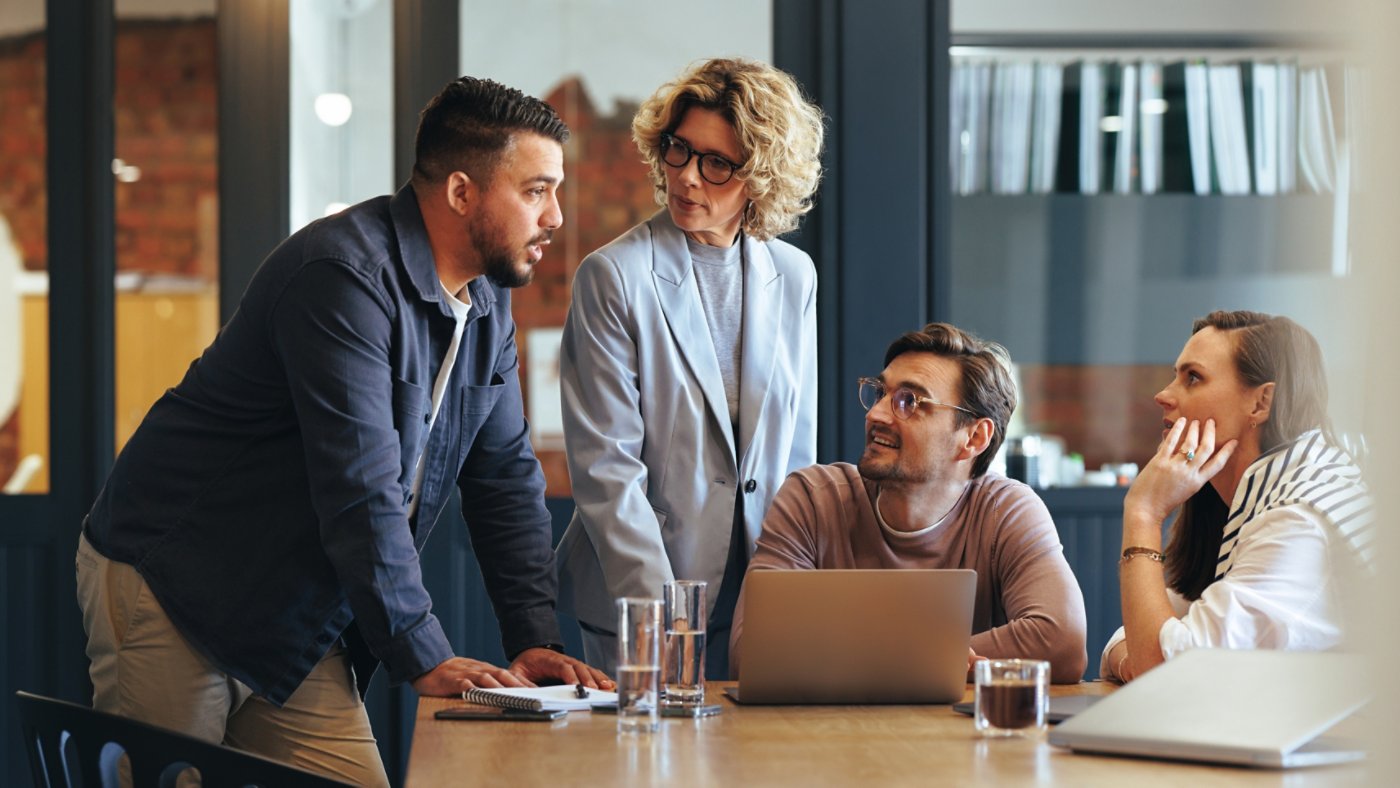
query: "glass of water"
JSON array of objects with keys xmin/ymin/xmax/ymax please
[
  {"xmin": 615, "ymin": 597, "xmax": 662, "ymax": 734},
  {"xmin": 662, "ymin": 580, "xmax": 707, "ymax": 706}
]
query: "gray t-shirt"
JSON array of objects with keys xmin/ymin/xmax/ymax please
[{"xmin": 688, "ymin": 236, "xmax": 744, "ymax": 432}]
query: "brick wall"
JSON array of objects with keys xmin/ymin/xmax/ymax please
[
  {"xmin": 1019, "ymin": 363, "xmax": 1167, "ymax": 471},
  {"xmin": 0, "ymin": 19, "xmax": 218, "ymax": 277},
  {"xmin": 112, "ymin": 19, "xmax": 219, "ymax": 280},
  {"xmin": 524, "ymin": 78, "xmax": 661, "ymax": 495}
]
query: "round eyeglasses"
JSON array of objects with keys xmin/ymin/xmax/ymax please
[
  {"xmin": 857, "ymin": 377, "xmax": 978, "ymax": 421},
  {"xmin": 659, "ymin": 132, "xmax": 742, "ymax": 186}
]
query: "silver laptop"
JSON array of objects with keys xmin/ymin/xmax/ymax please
[
  {"xmin": 1049, "ymin": 649, "xmax": 1369, "ymax": 768},
  {"xmin": 725, "ymin": 569, "xmax": 976, "ymax": 705}
]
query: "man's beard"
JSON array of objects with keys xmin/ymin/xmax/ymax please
[
  {"xmin": 470, "ymin": 212, "xmax": 549, "ymax": 289},
  {"xmin": 858, "ymin": 452, "xmax": 908, "ymax": 483},
  {"xmin": 481, "ymin": 247, "xmax": 534, "ymax": 288},
  {"xmin": 857, "ymin": 426, "xmax": 914, "ymax": 483},
  {"xmin": 857, "ymin": 437, "xmax": 934, "ymax": 485}
]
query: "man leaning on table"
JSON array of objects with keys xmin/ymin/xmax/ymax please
[
  {"xmin": 75, "ymin": 78, "xmax": 609, "ymax": 787},
  {"xmin": 730, "ymin": 323, "xmax": 1088, "ymax": 683}
]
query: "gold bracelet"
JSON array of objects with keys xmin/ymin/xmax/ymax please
[
  {"xmin": 1117, "ymin": 650, "xmax": 1131, "ymax": 681},
  {"xmin": 1120, "ymin": 546, "xmax": 1164, "ymax": 566}
]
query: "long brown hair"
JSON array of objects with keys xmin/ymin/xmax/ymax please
[{"xmin": 1164, "ymin": 310, "xmax": 1331, "ymax": 600}]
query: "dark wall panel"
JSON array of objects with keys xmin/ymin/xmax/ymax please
[
  {"xmin": 775, "ymin": 0, "xmax": 951, "ymax": 463},
  {"xmin": 835, "ymin": 0, "xmax": 930, "ymax": 461},
  {"xmin": 1040, "ymin": 488, "xmax": 1130, "ymax": 680},
  {"xmin": 394, "ymin": 0, "xmax": 459, "ymax": 184},
  {"xmin": 2, "ymin": 544, "xmax": 48, "ymax": 784},
  {"xmin": 217, "ymin": 0, "xmax": 289, "ymax": 320}
]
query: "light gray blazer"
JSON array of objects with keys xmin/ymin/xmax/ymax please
[{"xmin": 555, "ymin": 211, "xmax": 817, "ymax": 629}]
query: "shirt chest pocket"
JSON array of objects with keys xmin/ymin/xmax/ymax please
[
  {"xmin": 465, "ymin": 373, "xmax": 506, "ymax": 413},
  {"xmin": 455, "ymin": 373, "xmax": 507, "ymax": 464}
]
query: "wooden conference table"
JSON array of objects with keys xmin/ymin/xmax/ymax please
[{"xmin": 405, "ymin": 681, "xmax": 1366, "ymax": 786}]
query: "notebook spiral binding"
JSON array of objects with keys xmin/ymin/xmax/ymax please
[{"xmin": 462, "ymin": 688, "xmax": 545, "ymax": 712}]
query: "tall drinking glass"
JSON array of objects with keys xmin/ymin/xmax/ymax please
[
  {"xmin": 663, "ymin": 580, "xmax": 707, "ymax": 706},
  {"xmin": 616, "ymin": 597, "xmax": 662, "ymax": 734}
]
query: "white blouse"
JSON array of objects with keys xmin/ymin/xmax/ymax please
[
  {"xmin": 1101, "ymin": 430, "xmax": 1371, "ymax": 681},
  {"xmin": 1100, "ymin": 501, "xmax": 1350, "ymax": 680}
]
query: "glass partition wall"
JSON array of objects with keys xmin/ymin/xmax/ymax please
[
  {"xmin": 290, "ymin": 0, "xmax": 393, "ymax": 232},
  {"xmin": 0, "ymin": 0, "xmax": 224, "ymax": 496},
  {"xmin": 113, "ymin": 0, "xmax": 221, "ymax": 467}
]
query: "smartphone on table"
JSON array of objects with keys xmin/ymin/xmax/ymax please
[
  {"xmin": 589, "ymin": 703, "xmax": 722, "ymax": 718},
  {"xmin": 434, "ymin": 707, "xmax": 567, "ymax": 722}
]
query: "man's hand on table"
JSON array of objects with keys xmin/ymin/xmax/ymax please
[
  {"xmin": 412, "ymin": 657, "xmax": 529, "ymax": 696},
  {"xmin": 509, "ymin": 647, "xmax": 615, "ymax": 690}
]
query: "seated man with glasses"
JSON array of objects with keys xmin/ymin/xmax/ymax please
[{"xmin": 729, "ymin": 323, "xmax": 1087, "ymax": 683}]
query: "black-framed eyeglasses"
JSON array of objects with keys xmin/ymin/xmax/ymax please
[
  {"xmin": 857, "ymin": 377, "xmax": 978, "ymax": 421},
  {"xmin": 659, "ymin": 132, "xmax": 742, "ymax": 185}
]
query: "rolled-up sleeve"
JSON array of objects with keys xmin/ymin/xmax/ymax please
[
  {"xmin": 271, "ymin": 260, "xmax": 452, "ymax": 686},
  {"xmin": 1159, "ymin": 505, "xmax": 1338, "ymax": 658},
  {"xmin": 1100, "ymin": 506, "xmax": 1337, "ymax": 680}
]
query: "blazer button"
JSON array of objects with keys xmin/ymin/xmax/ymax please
[{"xmin": 744, "ymin": 479, "xmax": 757, "ymax": 493}]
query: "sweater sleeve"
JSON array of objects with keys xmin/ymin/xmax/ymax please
[{"xmin": 969, "ymin": 485, "xmax": 1088, "ymax": 683}]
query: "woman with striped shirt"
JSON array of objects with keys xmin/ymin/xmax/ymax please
[{"xmin": 1103, "ymin": 310, "xmax": 1372, "ymax": 683}]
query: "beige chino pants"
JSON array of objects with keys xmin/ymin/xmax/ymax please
[{"xmin": 75, "ymin": 533, "xmax": 389, "ymax": 787}]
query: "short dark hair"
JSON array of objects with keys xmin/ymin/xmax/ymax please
[
  {"xmin": 883, "ymin": 323, "xmax": 1017, "ymax": 478},
  {"xmin": 412, "ymin": 76, "xmax": 569, "ymax": 185}
]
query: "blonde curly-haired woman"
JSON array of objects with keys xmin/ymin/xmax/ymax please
[{"xmin": 556, "ymin": 58, "xmax": 825, "ymax": 677}]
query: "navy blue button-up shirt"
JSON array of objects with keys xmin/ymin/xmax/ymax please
[{"xmin": 85, "ymin": 186, "xmax": 560, "ymax": 705}]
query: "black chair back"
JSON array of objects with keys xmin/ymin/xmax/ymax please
[{"xmin": 14, "ymin": 691, "xmax": 353, "ymax": 787}]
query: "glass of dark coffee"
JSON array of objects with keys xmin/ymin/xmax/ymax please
[{"xmin": 974, "ymin": 659, "xmax": 1048, "ymax": 737}]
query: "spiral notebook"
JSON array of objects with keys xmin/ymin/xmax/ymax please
[{"xmin": 462, "ymin": 685, "xmax": 619, "ymax": 712}]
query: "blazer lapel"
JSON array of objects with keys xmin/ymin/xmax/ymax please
[
  {"xmin": 737, "ymin": 235, "xmax": 782, "ymax": 463},
  {"xmin": 649, "ymin": 213, "xmax": 737, "ymax": 460}
]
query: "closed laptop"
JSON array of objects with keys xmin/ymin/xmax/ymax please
[
  {"xmin": 728, "ymin": 569, "xmax": 976, "ymax": 705},
  {"xmin": 1049, "ymin": 649, "xmax": 1368, "ymax": 768}
]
